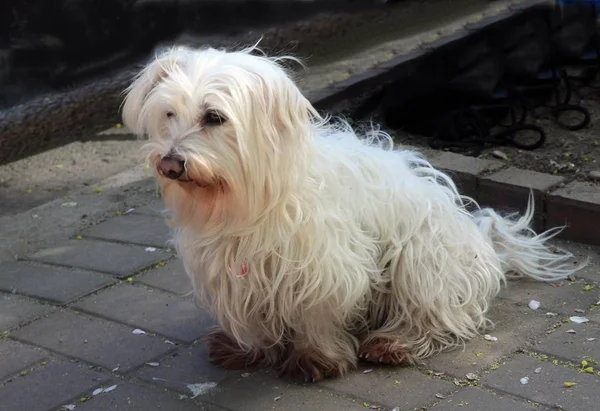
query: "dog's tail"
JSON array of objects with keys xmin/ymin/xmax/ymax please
[{"xmin": 473, "ymin": 192, "xmax": 584, "ymax": 281}]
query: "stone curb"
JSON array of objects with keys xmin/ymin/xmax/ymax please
[{"xmin": 427, "ymin": 150, "xmax": 600, "ymax": 246}]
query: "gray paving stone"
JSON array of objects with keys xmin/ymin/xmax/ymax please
[
  {"xmin": 0, "ymin": 360, "xmax": 110, "ymax": 411},
  {"xmin": 27, "ymin": 240, "xmax": 171, "ymax": 278},
  {"xmin": 133, "ymin": 199, "xmax": 169, "ymax": 218},
  {"xmin": 321, "ymin": 365, "xmax": 455, "ymax": 410},
  {"xmin": 0, "ymin": 294, "xmax": 54, "ymax": 332},
  {"xmin": 73, "ymin": 284, "xmax": 213, "ymax": 343},
  {"xmin": 534, "ymin": 321, "xmax": 600, "ymax": 364},
  {"xmin": 433, "ymin": 387, "xmax": 544, "ymax": 410},
  {"xmin": 0, "ymin": 261, "xmax": 114, "ymax": 303},
  {"xmin": 424, "ymin": 300, "xmax": 548, "ymax": 377},
  {"xmin": 498, "ymin": 278, "xmax": 600, "ymax": 317},
  {"xmin": 207, "ymin": 374, "xmax": 371, "ymax": 411},
  {"xmin": 81, "ymin": 214, "xmax": 172, "ymax": 248},
  {"xmin": 0, "ymin": 340, "xmax": 47, "ymax": 381},
  {"xmin": 12, "ymin": 310, "xmax": 174, "ymax": 372},
  {"xmin": 483, "ymin": 354, "xmax": 600, "ymax": 409},
  {"xmin": 136, "ymin": 343, "xmax": 230, "ymax": 394},
  {"xmin": 75, "ymin": 381, "xmax": 224, "ymax": 411},
  {"xmin": 137, "ymin": 259, "xmax": 192, "ymax": 296}
]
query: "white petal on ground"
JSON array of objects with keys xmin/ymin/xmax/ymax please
[
  {"xmin": 570, "ymin": 316, "xmax": 589, "ymax": 324},
  {"xmin": 186, "ymin": 382, "xmax": 217, "ymax": 398},
  {"xmin": 587, "ymin": 338, "xmax": 597, "ymax": 341},
  {"xmin": 132, "ymin": 329, "xmax": 147, "ymax": 335},
  {"xmin": 145, "ymin": 247, "xmax": 157, "ymax": 252},
  {"xmin": 545, "ymin": 312, "xmax": 558, "ymax": 317},
  {"xmin": 528, "ymin": 300, "xmax": 540, "ymax": 310},
  {"xmin": 146, "ymin": 362, "xmax": 160, "ymax": 367},
  {"xmin": 566, "ymin": 329, "xmax": 577, "ymax": 334},
  {"xmin": 92, "ymin": 388, "xmax": 104, "ymax": 396},
  {"xmin": 520, "ymin": 377, "xmax": 529, "ymax": 385},
  {"xmin": 534, "ymin": 367, "xmax": 542, "ymax": 374},
  {"xmin": 103, "ymin": 385, "xmax": 117, "ymax": 393},
  {"xmin": 484, "ymin": 334, "xmax": 498, "ymax": 342},
  {"xmin": 363, "ymin": 368, "xmax": 373, "ymax": 374},
  {"xmin": 62, "ymin": 405, "xmax": 76, "ymax": 410}
]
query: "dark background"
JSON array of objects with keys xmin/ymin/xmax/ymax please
[{"xmin": 0, "ymin": 0, "xmax": 387, "ymax": 110}]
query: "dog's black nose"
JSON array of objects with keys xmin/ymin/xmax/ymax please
[{"xmin": 159, "ymin": 155, "xmax": 185, "ymax": 180}]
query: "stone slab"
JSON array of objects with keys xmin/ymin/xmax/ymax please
[
  {"xmin": 0, "ymin": 294, "xmax": 54, "ymax": 332},
  {"xmin": 0, "ymin": 261, "xmax": 114, "ymax": 304},
  {"xmin": 0, "ymin": 360, "xmax": 110, "ymax": 411},
  {"xmin": 534, "ymin": 321, "xmax": 600, "ymax": 364},
  {"xmin": 321, "ymin": 365, "xmax": 455, "ymax": 410},
  {"xmin": 479, "ymin": 167, "xmax": 564, "ymax": 231},
  {"xmin": 424, "ymin": 299, "xmax": 548, "ymax": 377},
  {"xmin": 73, "ymin": 284, "xmax": 213, "ymax": 343},
  {"xmin": 483, "ymin": 354, "xmax": 600, "ymax": 410},
  {"xmin": 137, "ymin": 259, "xmax": 192, "ymax": 296},
  {"xmin": 207, "ymin": 374, "xmax": 371, "ymax": 411},
  {"xmin": 498, "ymin": 278, "xmax": 600, "ymax": 318},
  {"xmin": 75, "ymin": 381, "xmax": 225, "ymax": 411},
  {"xmin": 0, "ymin": 340, "xmax": 47, "ymax": 381},
  {"xmin": 433, "ymin": 387, "xmax": 543, "ymax": 410},
  {"xmin": 81, "ymin": 214, "xmax": 172, "ymax": 248},
  {"xmin": 547, "ymin": 181, "xmax": 600, "ymax": 246},
  {"xmin": 12, "ymin": 310, "xmax": 174, "ymax": 373},
  {"xmin": 136, "ymin": 343, "xmax": 230, "ymax": 393},
  {"xmin": 27, "ymin": 240, "xmax": 171, "ymax": 278}
]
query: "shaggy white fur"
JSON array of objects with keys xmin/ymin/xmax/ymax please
[{"xmin": 122, "ymin": 44, "xmax": 583, "ymax": 381}]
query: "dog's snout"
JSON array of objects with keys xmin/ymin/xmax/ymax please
[{"xmin": 159, "ymin": 155, "xmax": 185, "ymax": 180}]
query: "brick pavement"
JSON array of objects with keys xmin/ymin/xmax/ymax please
[{"xmin": 1, "ymin": 197, "xmax": 600, "ymax": 411}]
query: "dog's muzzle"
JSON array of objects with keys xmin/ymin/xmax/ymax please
[{"xmin": 158, "ymin": 155, "xmax": 185, "ymax": 180}]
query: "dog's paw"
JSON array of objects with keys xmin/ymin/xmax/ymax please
[
  {"xmin": 202, "ymin": 328, "xmax": 264, "ymax": 370},
  {"xmin": 278, "ymin": 350, "xmax": 345, "ymax": 382},
  {"xmin": 358, "ymin": 337, "xmax": 415, "ymax": 365}
]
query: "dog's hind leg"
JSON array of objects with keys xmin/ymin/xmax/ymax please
[{"xmin": 358, "ymin": 334, "xmax": 417, "ymax": 365}]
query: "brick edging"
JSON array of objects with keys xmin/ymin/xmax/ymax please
[{"xmin": 427, "ymin": 150, "xmax": 600, "ymax": 246}]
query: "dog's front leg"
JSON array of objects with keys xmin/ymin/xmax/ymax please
[
  {"xmin": 278, "ymin": 323, "xmax": 358, "ymax": 382},
  {"xmin": 203, "ymin": 327, "xmax": 283, "ymax": 371}
]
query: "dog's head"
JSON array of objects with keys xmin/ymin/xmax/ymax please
[{"xmin": 122, "ymin": 46, "xmax": 319, "ymax": 232}]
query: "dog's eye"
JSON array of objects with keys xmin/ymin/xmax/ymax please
[
  {"xmin": 204, "ymin": 110, "xmax": 226, "ymax": 126},
  {"xmin": 166, "ymin": 111, "xmax": 175, "ymax": 119}
]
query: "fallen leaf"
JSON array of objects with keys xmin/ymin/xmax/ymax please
[
  {"xmin": 564, "ymin": 382, "xmax": 576, "ymax": 388},
  {"xmin": 570, "ymin": 316, "xmax": 589, "ymax": 324},
  {"xmin": 435, "ymin": 393, "xmax": 446, "ymax": 399},
  {"xmin": 187, "ymin": 382, "xmax": 217, "ymax": 398},
  {"xmin": 76, "ymin": 235, "xmax": 82, "ymax": 241},
  {"xmin": 466, "ymin": 373, "xmax": 478, "ymax": 381},
  {"xmin": 94, "ymin": 188, "xmax": 102, "ymax": 194}
]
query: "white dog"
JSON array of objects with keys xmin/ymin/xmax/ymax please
[{"xmin": 122, "ymin": 45, "xmax": 581, "ymax": 381}]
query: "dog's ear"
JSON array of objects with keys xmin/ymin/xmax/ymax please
[{"xmin": 121, "ymin": 53, "xmax": 176, "ymax": 137}]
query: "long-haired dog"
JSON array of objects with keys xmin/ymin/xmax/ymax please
[{"xmin": 122, "ymin": 45, "xmax": 582, "ymax": 382}]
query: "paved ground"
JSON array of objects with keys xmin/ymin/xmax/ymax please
[{"xmin": 0, "ymin": 190, "xmax": 599, "ymax": 411}]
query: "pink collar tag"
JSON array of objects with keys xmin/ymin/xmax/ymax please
[{"xmin": 240, "ymin": 261, "xmax": 248, "ymax": 276}]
